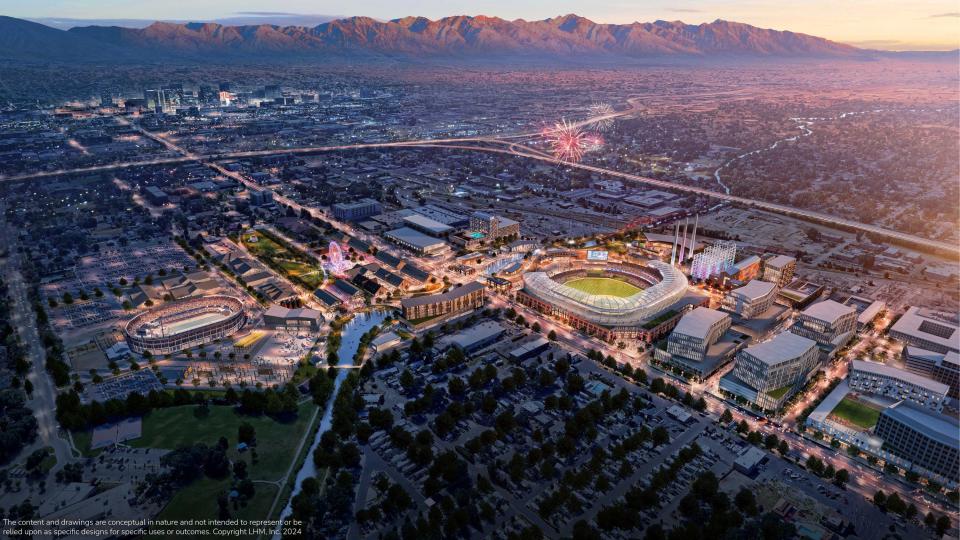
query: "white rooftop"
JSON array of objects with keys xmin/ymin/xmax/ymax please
[
  {"xmin": 673, "ymin": 307, "xmax": 730, "ymax": 340},
  {"xmin": 403, "ymin": 214, "xmax": 453, "ymax": 234},
  {"xmin": 802, "ymin": 299, "xmax": 856, "ymax": 324},
  {"xmin": 889, "ymin": 306, "xmax": 959, "ymax": 353},
  {"xmin": 883, "ymin": 400, "xmax": 960, "ymax": 449},
  {"xmin": 766, "ymin": 254, "xmax": 796, "ymax": 269},
  {"xmin": 851, "ymin": 359, "xmax": 950, "ymax": 395},
  {"xmin": 743, "ymin": 331, "xmax": 817, "ymax": 365},
  {"xmin": 729, "ymin": 280, "xmax": 777, "ymax": 302}
]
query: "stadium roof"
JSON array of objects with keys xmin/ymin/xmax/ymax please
[
  {"xmin": 801, "ymin": 299, "xmax": 856, "ymax": 324},
  {"xmin": 851, "ymin": 359, "xmax": 949, "ymax": 395},
  {"xmin": 673, "ymin": 307, "xmax": 730, "ymax": 340},
  {"xmin": 742, "ymin": 331, "xmax": 816, "ymax": 366}
]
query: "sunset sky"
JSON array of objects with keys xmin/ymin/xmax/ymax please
[{"xmin": 13, "ymin": 0, "xmax": 960, "ymax": 50}]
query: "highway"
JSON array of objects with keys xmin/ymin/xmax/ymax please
[{"xmin": 2, "ymin": 107, "xmax": 954, "ymax": 256}]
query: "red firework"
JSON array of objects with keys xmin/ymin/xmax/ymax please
[{"xmin": 545, "ymin": 119, "xmax": 590, "ymax": 162}]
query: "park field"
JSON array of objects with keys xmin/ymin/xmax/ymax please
[
  {"xmin": 128, "ymin": 401, "xmax": 318, "ymax": 531},
  {"xmin": 564, "ymin": 277, "xmax": 641, "ymax": 297},
  {"xmin": 829, "ymin": 396, "xmax": 881, "ymax": 429}
]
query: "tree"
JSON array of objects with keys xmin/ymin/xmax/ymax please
[
  {"xmin": 651, "ymin": 426, "xmax": 669, "ymax": 447},
  {"xmin": 238, "ymin": 423, "xmax": 256, "ymax": 445},
  {"xmin": 778, "ymin": 440, "xmax": 789, "ymax": 455},
  {"xmin": 735, "ymin": 487, "xmax": 758, "ymax": 516},
  {"xmin": 885, "ymin": 492, "xmax": 906, "ymax": 514},
  {"xmin": 548, "ymin": 330, "xmax": 557, "ymax": 341},
  {"xmin": 873, "ymin": 490, "xmax": 887, "ymax": 507},
  {"xmin": 720, "ymin": 408, "xmax": 733, "ymax": 423},
  {"xmin": 399, "ymin": 369, "xmax": 415, "ymax": 390},
  {"xmin": 936, "ymin": 515, "xmax": 951, "ymax": 537},
  {"xmin": 834, "ymin": 468, "xmax": 849, "ymax": 487}
]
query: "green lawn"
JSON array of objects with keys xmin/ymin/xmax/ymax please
[
  {"xmin": 156, "ymin": 477, "xmax": 278, "ymax": 539},
  {"xmin": 829, "ymin": 396, "xmax": 882, "ymax": 429},
  {"xmin": 139, "ymin": 401, "xmax": 318, "ymax": 530},
  {"xmin": 564, "ymin": 277, "xmax": 641, "ymax": 297},
  {"xmin": 131, "ymin": 401, "xmax": 317, "ymax": 480},
  {"xmin": 765, "ymin": 384, "xmax": 794, "ymax": 401}
]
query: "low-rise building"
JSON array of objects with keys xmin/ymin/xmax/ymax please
[
  {"xmin": 262, "ymin": 305, "xmax": 323, "ymax": 331},
  {"xmin": 332, "ymin": 198, "xmax": 382, "ymax": 222},
  {"xmin": 385, "ymin": 227, "xmax": 450, "ymax": 256},
  {"xmin": 400, "ymin": 281, "xmax": 485, "ymax": 324},
  {"xmin": 437, "ymin": 321, "xmax": 506, "ymax": 353}
]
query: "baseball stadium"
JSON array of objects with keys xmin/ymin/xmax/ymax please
[
  {"xmin": 123, "ymin": 295, "xmax": 247, "ymax": 354},
  {"xmin": 517, "ymin": 256, "xmax": 700, "ymax": 342}
]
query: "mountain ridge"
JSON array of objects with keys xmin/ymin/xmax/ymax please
[{"xmin": 0, "ymin": 14, "xmax": 953, "ymax": 64}]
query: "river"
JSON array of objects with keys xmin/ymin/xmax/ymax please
[{"xmin": 272, "ymin": 309, "xmax": 390, "ymax": 539}]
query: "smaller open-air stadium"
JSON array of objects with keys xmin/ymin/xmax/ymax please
[{"xmin": 124, "ymin": 295, "xmax": 246, "ymax": 355}]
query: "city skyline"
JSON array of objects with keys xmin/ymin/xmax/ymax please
[{"xmin": 11, "ymin": 0, "xmax": 960, "ymax": 51}]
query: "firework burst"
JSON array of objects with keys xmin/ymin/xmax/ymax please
[
  {"xmin": 589, "ymin": 102, "xmax": 615, "ymax": 132},
  {"xmin": 544, "ymin": 119, "xmax": 597, "ymax": 162}
]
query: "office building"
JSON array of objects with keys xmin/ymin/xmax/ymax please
[
  {"xmin": 903, "ymin": 348, "xmax": 959, "ymax": 399},
  {"xmin": 469, "ymin": 211, "xmax": 520, "ymax": 240},
  {"xmin": 332, "ymin": 198, "xmax": 383, "ymax": 222},
  {"xmin": 250, "ymin": 190, "xmax": 274, "ymax": 206},
  {"xmin": 720, "ymin": 331, "xmax": 819, "ymax": 410},
  {"xmin": 875, "ymin": 401, "xmax": 959, "ymax": 479},
  {"xmin": 654, "ymin": 307, "xmax": 740, "ymax": 379},
  {"xmin": 722, "ymin": 280, "xmax": 778, "ymax": 318},
  {"xmin": 889, "ymin": 306, "xmax": 959, "ymax": 355},
  {"xmin": 848, "ymin": 360, "xmax": 948, "ymax": 412},
  {"xmin": 791, "ymin": 299, "xmax": 857, "ymax": 353},
  {"xmin": 666, "ymin": 307, "xmax": 732, "ymax": 363},
  {"xmin": 762, "ymin": 254, "xmax": 797, "ymax": 287}
]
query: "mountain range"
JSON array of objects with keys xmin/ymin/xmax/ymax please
[{"xmin": 0, "ymin": 14, "xmax": 946, "ymax": 64}]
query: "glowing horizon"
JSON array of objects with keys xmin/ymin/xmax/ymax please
[{"xmin": 12, "ymin": 1, "xmax": 960, "ymax": 51}]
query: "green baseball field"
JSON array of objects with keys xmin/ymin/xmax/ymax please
[
  {"xmin": 564, "ymin": 277, "xmax": 642, "ymax": 297},
  {"xmin": 829, "ymin": 396, "xmax": 882, "ymax": 429}
]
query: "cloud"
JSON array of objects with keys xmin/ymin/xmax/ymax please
[
  {"xmin": 667, "ymin": 8, "xmax": 703, "ymax": 13},
  {"xmin": 929, "ymin": 12, "xmax": 960, "ymax": 18}
]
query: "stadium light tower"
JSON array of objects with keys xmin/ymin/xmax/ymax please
[{"xmin": 687, "ymin": 214, "xmax": 699, "ymax": 263}]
